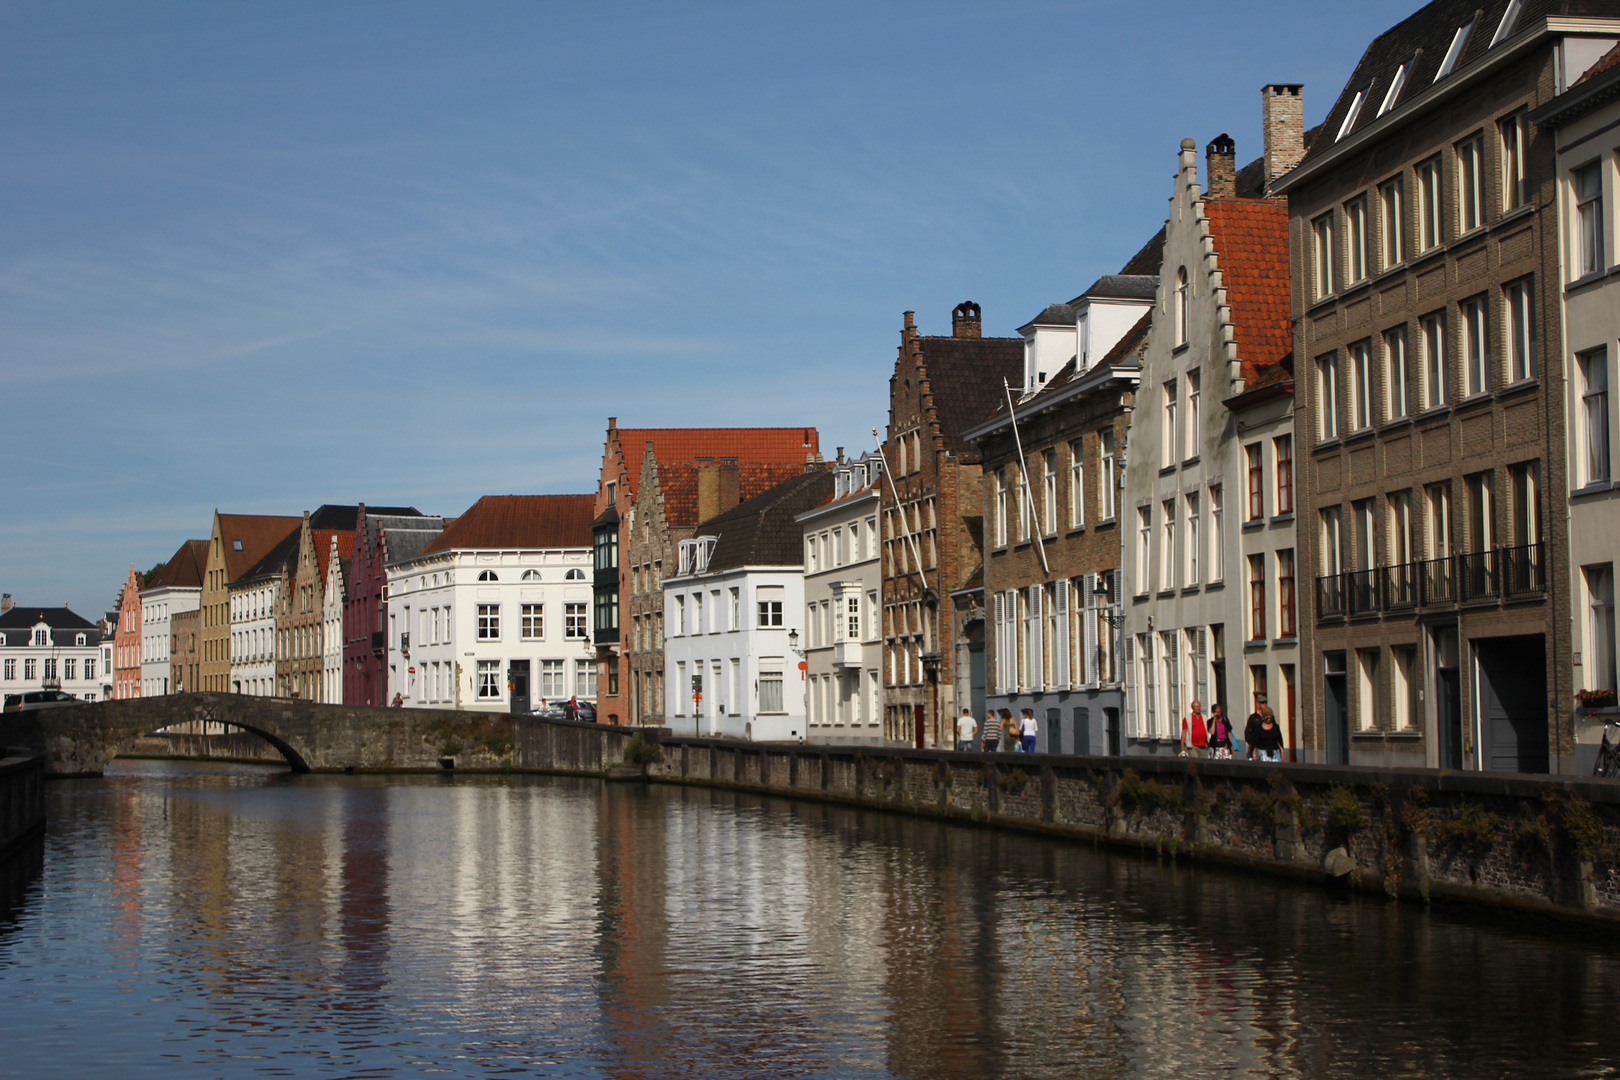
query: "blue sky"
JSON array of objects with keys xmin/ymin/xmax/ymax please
[{"xmin": 2, "ymin": 0, "xmax": 1419, "ymax": 617}]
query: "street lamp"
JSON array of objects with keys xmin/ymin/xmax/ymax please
[{"xmin": 787, "ymin": 629, "xmax": 804, "ymax": 659}]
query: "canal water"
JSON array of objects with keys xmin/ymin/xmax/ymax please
[{"xmin": 0, "ymin": 760, "xmax": 1617, "ymax": 1079}]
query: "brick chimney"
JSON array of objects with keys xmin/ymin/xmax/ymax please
[
  {"xmin": 1262, "ymin": 84, "xmax": 1305, "ymax": 195},
  {"xmin": 1, "ymin": 594, "xmax": 11, "ymax": 614},
  {"xmin": 952, "ymin": 301, "xmax": 982, "ymax": 339},
  {"xmin": 1206, "ymin": 133, "xmax": 1236, "ymax": 197},
  {"xmin": 695, "ymin": 458, "xmax": 741, "ymax": 523}
]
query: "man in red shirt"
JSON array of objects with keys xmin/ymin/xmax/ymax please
[{"xmin": 1181, "ymin": 699, "xmax": 1208, "ymax": 758}]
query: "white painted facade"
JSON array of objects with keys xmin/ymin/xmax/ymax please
[
  {"xmin": 664, "ymin": 544, "xmax": 807, "ymax": 742},
  {"xmin": 797, "ymin": 456, "xmax": 884, "ymax": 745},
  {"xmin": 139, "ymin": 586, "xmax": 200, "ymax": 697},
  {"xmin": 323, "ymin": 534, "xmax": 346, "ymax": 705},
  {"xmin": 229, "ymin": 579, "xmax": 281, "ymax": 696},
  {"xmin": 386, "ymin": 548, "xmax": 595, "ymax": 714},
  {"xmin": 0, "ymin": 612, "xmax": 105, "ymax": 703}
]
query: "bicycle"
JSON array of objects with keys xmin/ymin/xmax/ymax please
[{"xmin": 1593, "ymin": 722, "xmax": 1620, "ymax": 778}]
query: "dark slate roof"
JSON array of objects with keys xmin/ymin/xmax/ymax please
[
  {"xmin": 1018, "ymin": 302, "xmax": 1076, "ymax": 331},
  {"xmin": 913, "ymin": 335, "xmax": 1025, "ymax": 456},
  {"xmin": 1118, "ymin": 227, "xmax": 1165, "ymax": 276},
  {"xmin": 1306, "ymin": 0, "xmax": 1620, "ymax": 169},
  {"xmin": 145, "ymin": 539, "xmax": 208, "ymax": 590},
  {"xmin": 695, "ymin": 469, "xmax": 836, "ymax": 574},
  {"xmin": 309, "ymin": 504, "xmax": 419, "ymax": 530},
  {"xmin": 1073, "ymin": 275, "xmax": 1159, "ymax": 302},
  {"xmin": 383, "ymin": 526, "xmax": 449, "ymax": 566},
  {"xmin": 365, "ymin": 513, "xmax": 450, "ymax": 547},
  {"xmin": 0, "ymin": 606, "xmax": 95, "ymax": 630}
]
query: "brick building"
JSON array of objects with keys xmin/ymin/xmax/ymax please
[
  {"xmin": 113, "ymin": 563, "xmax": 143, "ymax": 699},
  {"xmin": 199, "ymin": 512, "xmax": 300, "ymax": 693},
  {"xmin": 275, "ymin": 508, "xmax": 359, "ymax": 701},
  {"xmin": 590, "ymin": 420, "xmax": 819, "ymax": 725},
  {"xmin": 343, "ymin": 505, "xmax": 444, "ymax": 706},
  {"xmin": 881, "ymin": 303, "xmax": 1022, "ymax": 748},
  {"xmin": 1276, "ymin": 0, "xmax": 1620, "ymax": 772}
]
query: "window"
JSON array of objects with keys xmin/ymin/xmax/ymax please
[
  {"xmin": 1312, "ymin": 213, "xmax": 1334, "ymax": 299},
  {"xmin": 1357, "ymin": 649, "xmax": 1382, "ymax": 731},
  {"xmin": 1136, "ymin": 507, "xmax": 1152, "ymax": 594},
  {"xmin": 1246, "ymin": 444, "xmax": 1265, "ymax": 521},
  {"xmin": 1160, "ymin": 632, "xmax": 1180, "ymax": 736},
  {"xmin": 32, "ymin": 629, "xmax": 47, "ymax": 647},
  {"xmin": 1209, "ymin": 484, "xmax": 1225, "ymax": 581},
  {"xmin": 756, "ymin": 586, "xmax": 784, "ymax": 627},
  {"xmin": 1317, "ymin": 353, "xmax": 1341, "ymax": 440},
  {"xmin": 1576, "ymin": 163, "xmax": 1605, "ymax": 278},
  {"xmin": 693, "ymin": 591, "xmax": 704, "ymax": 635},
  {"xmin": 1249, "ymin": 555, "xmax": 1267, "ymax": 642},
  {"xmin": 1175, "ymin": 266, "xmax": 1190, "ymax": 346},
  {"xmin": 1380, "ymin": 176, "xmax": 1405, "ymax": 267},
  {"xmin": 673, "ymin": 595, "xmax": 686, "ymax": 636},
  {"xmin": 1503, "ymin": 278, "xmax": 1534, "ymax": 382},
  {"xmin": 730, "ymin": 588, "xmax": 740, "ymax": 631},
  {"xmin": 1491, "ymin": 0, "xmax": 1523, "ymax": 46},
  {"xmin": 993, "ymin": 468, "xmax": 1008, "ymax": 547},
  {"xmin": 759, "ymin": 667, "xmax": 784, "ymax": 713},
  {"xmin": 1421, "ymin": 311, "xmax": 1448, "ymax": 408},
  {"xmin": 1099, "ymin": 431, "xmax": 1117, "ymax": 520},
  {"xmin": 1418, "ymin": 157, "xmax": 1443, "ymax": 251},
  {"xmin": 565, "ymin": 603, "xmax": 588, "ymax": 640},
  {"xmin": 1162, "ymin": 380, "xmax": 1178, "ymax": 463},
  {"xmin": 846, "ymin": 594, "xmax": 861, "ymax": 640},
  {"xmin": 1185, "ymin": 493, "xmax": 1200, "ymax": 586},
  {"xmin": 1351, "ymin": 340, "xmax": 1374, "ymax": 429},
  {"xmin": 1379, "ymin": 61, "xmax": 1410, "ymax": 117},
  {"xmin": 2, "ymin": 660, "xmax": 11, "ymax": 680},
  {"xmin": 477, "ymin": 604, "xmax": 499, "ymax": 640},
  {"xmin": 1346, "ymin": 196, "xmax": 1369, "ymax": 282},
  {"xmin": 1278, "ymin": 550, "xmax": 1297, "ymax": 638},
  {"xmin": 1427, "ymin": 483, "xmax": 1454, "ymax": 559},
  {"xmin": 1275, "ymin": 435, "xmax": 1294, "ymax": 514},
  {"xmin": 1510, "ymin": 461, "xmax": 1541, "ymax": 548},
  {"xmin": 1321, "ymin": 507, "xmax": 1345, "ymax": 578},
  {"xmin": 575, "ymin": 662, "xmax": 597, "ymax": 699},
  {"xmin": 1336, "ymin": 87, "xmax": 1368, "ymax": 142},
  {"xmin": 1017, "ymin": 463, "xmax": 1031, "ymax": 542},
  {"xmin": 1500, "ymin": 112, "xmax": 1527, "ymax": 209},
  {"xmin": 1042, "ymin": 449, "xmax": 1057, "ymax": 535},
  {"xmin": 1589, "ymin": 565, "xmax": 1617, "ymax": 693},
  {"xmin": 477, "ymin": 660, "xmax": 500, "ymax": 700},
  {"xmin": 1582, "ymin": 348, "xmax": 1611, "ymax": 485},
  {"xmin": 521, "ymin": 604, "xmax": 543, "ymax": 641},
  {"xmin": 1466, "ymin": 471, "xmax": 1496, "ymax": 553},
  {"xmin": 1068, "ymin": 440, "xmax": 1084, "ymax": 528},
  {"xmin": 1461, "ymin": 295, "xmax": 1490, "ymax": 396},
  {"xmin": 477, "ymin": 570, "xmax": 498, "ymax": 582},
  {"xmin": 1434, "ymin": 18, "xmax": 1474, "ymax": 82},
  {"xmin": 1160, "ymin": 500, "xmax": 1176, "ymax": 591},
  {"xmin": 85, "ymin": 659, "xmax": 94, "ymax": 680},
  {"xmin": 1389, "ymin": 490, "xmax": 1415, "ymax": 566},
  {"xmin": 23, "ymin": 660, "xmax": 35, "ymax": 681},
  {"xmin": 1186, "ymin": 370, "xmax": 1201, "ymax": 459},
  {"xmin": 1457, "ymin": 134, "xmax": 1485, "ymax": 233},
  {"xmin": 565, "ymin": 568, "xmax": 586, "ymax": 581},
  {"xmin": 541, "ymin": 659, "xmax": 565, "ymax": 698},
  {"xmin": 1391, "ymin": 646, "xmax": 1418, "ymax": 731},
  {"xmin": 1385, "ymin": 326, "xmax": 1411, "ymax": 419},
  {"xmin": 521, "ymin": 569, "xmax": 541, "ymax": 581}
]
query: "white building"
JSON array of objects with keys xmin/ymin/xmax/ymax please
[
  {"xmin": 322, "ymin": 532, "xmax": 349, "ymax": 705},
  {"xmin": 385, "ymin": 494, "xmax": 595, "ymax": 714},
  {"xmin": 797, "ymin": 453, "xmax": 884, "ymax": 745},
  {"xmin": 664, "ymin": 469, "xmax": 834, "ymax": 741},
  {"xmin": 0, "ymin": 605, "xmax": 106, "ymax": 703},
  {"xmin": 229, "ymin": 526, "xmax": 300, "ymax": 696},
  {"xmin": 139, "ymin": 539, "xmax": 206, "ymax": 697}
]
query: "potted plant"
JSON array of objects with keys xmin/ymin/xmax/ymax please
[{"xmin": 1576, "ymin": 687, "xmax": 1618, "ymax": 711}]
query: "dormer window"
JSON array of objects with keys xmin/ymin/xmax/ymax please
[
  {"xmin": 1434, "ymin": 17, "xmax": 1476, "ymax": 83},
  {"xmin": 478, "ymin": 570, "xmax": 498, "ymax": 582},
  {"xmin": 850, "ymin": 463, "xmax": 867, "ymax": 489},
  {"xmin": 1336, "ymin": 85, "xmax": 1369, "ymax": 141},
  {"xmin": 678, "ymin": 537, "xmax": 717, "ymax": 576},
  {"xmin": 76, "ymin": 633, "xmax": 86, "ymax": 646},
  {"xmin": 1490, "ymin": 0, "xmax": 1522, "ymax": 47},
  {"xmin": 33, "ymin": 629, "xmax": 48, "ymax": 646},
  {"xmin": 1379, "ymin": 59, "xmax": 1412, "ymax": 116}
]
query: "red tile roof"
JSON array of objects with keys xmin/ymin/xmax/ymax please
[
  {"xmin": 314, "ymin": 528, "xmax": 355, "ymax": 582},
  {"xmin": 612, "ymin": 427, "xmax": 817, "ymax": 497},
  {"xmin": 421, "ymin": 494, "xmax": 595, "ymax": 552},
  {"xmin": 1205, "ymin": 198, "xmax": 1292, "ymax": 382},
  {"xmin": 652, "ymin": 460, "xmax": 811, "ymax": 529},
  {"xmin": 218, "ymin": 514, "xmax": 302, "ymax": 583},
  {"xmin": 147, "ymin": 539, "xmax": 209, "ymax": 590}
]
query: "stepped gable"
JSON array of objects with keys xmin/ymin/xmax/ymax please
[
  {"xmin": 696, "ymin": 470, "xmax": 837, "ymax": 573},
  {"xmin": 146, "ymin": 539, "xmax": 209, "ymax": 590},
  {"xmin": 1205, "ymin": 197, "xmax": 1293, "ymax": 381},
  {"xmin": 421, "ymin": 494, "xmax": 595, "ymax": 552},
  {"xmin": 314, "ymin": 530, "xmax": 355, "ymax": 581},
  {"xmin": 912, "ymin": 334, "xmax": 1023, "ymax": 457}
]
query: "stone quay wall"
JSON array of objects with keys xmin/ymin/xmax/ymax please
[
  {"xmin": 643, "ymin": 738, "xmax": 1620, "ymax": 925},
  {"xmin": 0, "ymin": 751, "xmax": 46, "ymax": 859}
]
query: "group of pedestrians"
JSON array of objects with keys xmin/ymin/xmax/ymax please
[
  {"xmin": 956, "ymin": 708, "xmax": 1038, "ymax": 753},
  {"xmin": 1180, "ymin": 697, "xmax": 1286, "ymax": 762}
]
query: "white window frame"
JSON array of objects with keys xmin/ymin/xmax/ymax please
[
  {"xmin": 1380, "ymin": 175, "xmax": 1405, "ymax": 268},
  {"xmin": 1385, "ymin": 326, "xmax": 1410, "ymax": 420},
  {"xmin": 1457, "ymin": 133, "xmax": 1485, "ymax": 233}
]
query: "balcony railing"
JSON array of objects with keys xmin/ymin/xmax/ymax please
[
  {"xmin": 1383, "ymin": 562, "xmax": 1418, "ymax": 610},
  {"xmin": 1503, "ymin": 542, "xmax": 1547, "ymax": 599},
  {"xmin": 1346, "ymin": 568, "xmax": 1381, "ymax": 616},
  {"xmin": 1459, "ymin": 549, "xmax": 1498, "ymax": 602},
  {"xmin": 1420, "ymin": 554, "xmax": 1456, "ymax": 606},
  {"xmin": 1317, "ymin": 545, "xmax": 1548, "ymax": 622},
  {"xmin": 1316, "ymin": 573, "xmax": 1345, "ymax": 619}
]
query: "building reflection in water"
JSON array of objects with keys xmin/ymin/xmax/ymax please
[{"xmin": 3, "ymin": 762, "xmax": 1619, "ymax": 1079}]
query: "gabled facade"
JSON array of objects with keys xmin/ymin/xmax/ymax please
[
  {"xmin": 0, "ymin": 606, "xmax": 104, "ymax": 703},
  {"xmin": 386, "ymin": 495, "xmax": 592, "ymax": 714},
  {"xmin": 882, "ymin": 303, "xmax": 1023, "ymax": 747},
  {"xmin": 798, "ymin": 453, "xmax": 885, "ymax": 745},
  {"xmin": 139, "ymin": 538, "xmax": 206, "ymax": 697},
  {"xmin": 322, "ymin": 534, "xmax": 349, "ymax": 704},
  {"xmin": 662, "ymin": 468, "xmax": 835, "ymax": 740},
  {"xmin": 230, "ymin": 526, "xmax": 300, "ymax": 696},
  {"xmin": 275, "ymin": 510, "xmax": 356, "ymax": 700},
  {"xmin": 342, "ymin": 505, "xmax": 442, "ymax": 706},
  {"xmin": 965, "ymin": 285, "xmax": 1150, "ymax": 754},
  {"xmin": 590, "ymin": 419, "xmax": 820, "ymax": 724},
  {"xmin": 1278, "ymin": 0, "xmax": 1620, "ymax": 773},
  {"xmin": 199, "ymin": 512, "xmax": 301, "ymax": 692},
  {"xmin": 113, "ymin": 564, "xmax": 143, "ymax": 699}
]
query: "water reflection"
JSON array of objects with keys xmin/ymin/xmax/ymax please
[{"xmin": 0, "ymin": 761, "xmax": 1615, "ymax": 1078}]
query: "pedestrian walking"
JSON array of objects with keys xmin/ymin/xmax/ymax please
[
  {"xmin": 1250, "ymin": 704, "xmax": 1285, "ymax": 762},
  {"xmin": 566, "ymin": 695, "xmax": 579, "ymax": 722},
  {"xmin": 956, "ymin": 708, "xmax": 977, "ymax": 752},
  {"xmin": 1208, "ymin": 707, "xmax": 1234, "ymax": 759},
  {"xmin": 1243, "ymin": 694, "xmax": 1267, "ymax": 760},
  {"xmin": 982, "ymin": 710, "xmax": 1002, "ymax": 752},
  {"xmin": 1181, "ymin": 700, "xmax": 1208, "ymax": 758},
  {"xmin": 390, "ymin": 692, "xmax": 404, "ymax": 708},
  {"xmin": 1213, "ymin": 703, "xmax": 1239, "ymax": 756},
  {"xmin": 1019, "ymin": 709, "xmax": 1038, "ymax": 754},
  {"xmin": 999, "ymin": 709, "xmax": 1017, "ymax": 751}
]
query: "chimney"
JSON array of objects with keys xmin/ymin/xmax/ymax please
[
  {"xmin": 695, "ymin": 459, "xmax": 741, "ymax": 523},
  {"xmin": 1262, "ymin": 84, "xmax": 1305, "ymax": 195},
  {"xmin": 1206, "ymin": 133, "xmax": 1236, "ymax": 197},
  {"xmin": 1, "ymin": 594, "xmax": 11, "ymax": 614},
  {"xmin": 607, "ymin": 416, "xmax": 617, "ymax": 431},
  {"xmin": 835, "ymin": 447, "xmax": 844, "ymax": 464},
  {"xmin": 952, "ymin": 301, "xmax": 982, "ymax": 339}
]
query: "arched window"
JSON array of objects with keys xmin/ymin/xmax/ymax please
[
  {"xmin": 522, "ymin": 570, "xmax": 542, "ymax": 581},
  {"xmin": 1175, "ymin": 267, "xmax": 1190, "ymax": 346},
  {"xmin": 478, "ymin": 570, "xmax": 499, "ymax": 582},
  {"xmin": 565, "ymin": 569, "xmax": 586, "ymax": 580}
]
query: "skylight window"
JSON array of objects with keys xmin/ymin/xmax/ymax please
[
  {"xmin": 1379, "ymin": 61, "xmax": 1411, "ymax": 115},
  {"xmin": 1435, "ymin": 17, "xmax": 1477, "ymax": 82},
  {"xmin": 1490, "ymin": 0, "xmax": 1523, "ymax": 47},
  {"xmin": 1337, "ymin": 86, "xmax": 1369, "ymax": 141}
]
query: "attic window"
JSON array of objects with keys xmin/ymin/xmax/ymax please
[
  {"xmin": 76, "ymin": 633, "xmax": 86, "ymax": 646},
  {"xmin": 232, "ymin": 539, "xmax": 243, "ymax": 552},
  {"xmin": 565, "ymin": 569, "xmax": 585, "ymax": 580},
  {"xmin": 1336, "ymin": 86, "xmax": 1369, "ymax": 141},
  {"xmin": 1490, "ymin": 0, "xmax": 1522, "ymax": 47},
  {"xmin": 1434, "ymin": 16, "xmax": 1477, "ymax": 83},
  {"xmin": 521, "ymin": 570, "xmax": 542, "ymax": 581},
  {"xmin": 478, "ymin": 570, "xmax": 498, "ymax": 582},
  {"xmin": 1378, "ymin": 59, "xmax": 1412, "ymax": 116}
]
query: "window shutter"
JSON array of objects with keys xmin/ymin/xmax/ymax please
[
  {"xmin": 1194, "ymin": 627, "xmax": 1209, "ymax": 714},
  {"xmin": 992, "ymin": 592, "xmax": 1005, "ymax": 693},
  {"xmin": 1054, "ymin": 579, "xmax": 1070, "ymax": 689},
  {"xmin": 1124, "ymin": 635, "xmax": 1136, "ymax": 735},
  {"xmin": 1027, "ymin": 584, "xmax": 1043, "ymax": 692},
  {"xmin": 1082, "ymin": 574, "xmax": 1098, "ymax": 686}
]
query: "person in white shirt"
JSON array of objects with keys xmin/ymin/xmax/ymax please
[
  {"xmin": 956, "ymin": 708, "xmax": 977, "ymax": 752},
  {"xmin": 1019, "ymin": 709, "xmax": 1038, "ymax": 753}
]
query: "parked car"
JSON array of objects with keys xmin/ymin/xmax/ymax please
[
  {"xmin": 3, "ymin": 689, "xmax": 80, "ymax": 712},
  {"xmin": 526, "ymin": 700, "xmax": 597, "ymax": 722}
]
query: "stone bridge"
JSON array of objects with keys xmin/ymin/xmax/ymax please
[{"xmin": 5, "ymin": 692, "xmax": 639, "ymax": 777}]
